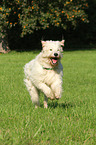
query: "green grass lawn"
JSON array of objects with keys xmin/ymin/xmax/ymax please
[{"xmin": 0, "ymin": 50, "xmax": 96, "ymax": 145}]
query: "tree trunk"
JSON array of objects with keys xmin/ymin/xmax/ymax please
[{"xmin": 0, "ymin": 38, "xmax": 10, "ymax": 53}]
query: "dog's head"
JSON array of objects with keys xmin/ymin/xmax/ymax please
[{"xmin": 41, "ymin": 40, "xmax": 65, "ymax": 66}]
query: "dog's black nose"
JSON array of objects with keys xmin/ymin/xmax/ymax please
[{"xmin": 54, "ymin": 53, "xmax": 58, "ymax": 57}]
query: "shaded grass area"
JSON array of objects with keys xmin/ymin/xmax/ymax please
[{"xmin": 0, "ymin": 50, "xmax": 96, "ymax": 144}]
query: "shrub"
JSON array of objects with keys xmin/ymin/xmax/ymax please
[{"xmin": 0, "ymin": 0, "xmax": 89, "ymax": 38}]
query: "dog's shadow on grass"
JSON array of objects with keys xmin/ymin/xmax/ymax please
[{"xmin": 47, "ymin": 101, "xmax": 73, "ymax": 109}]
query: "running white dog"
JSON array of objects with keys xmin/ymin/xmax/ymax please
[{"xmin": 24, "ymin": 40, "xmax": 65, "ymax": 108}]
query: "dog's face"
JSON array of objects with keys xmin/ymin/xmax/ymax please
[{"xmin": 41, "ymin": 40, "xmax": 65, "ymax": 66}]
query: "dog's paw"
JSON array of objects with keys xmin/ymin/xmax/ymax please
[
  {"xmin": 47, "ymin": 96, "xmax": 55, "ymax": 100},
  {"xmin": 46, "ymin": 93, "xmax": 55, "ymax": 100},
  {"xmin": 55, "ymin": 97, "xmax": 60, "ymax": 100},
  {"xmin": 44, "ymin": 101, "xmax": 48, "ymax": 108},
  {"xmin": 50, "ymin": 97, "xmax": 55, "ymax": 100},
  {"xmin": 55, "ymin": 93, "xmax": 61, "ymax": 100},
  {"xmin": 35, "ymin": 105, "xmax": 38, "ymax": 108}
]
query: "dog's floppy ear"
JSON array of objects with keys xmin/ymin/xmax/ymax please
[
  {"xmin": 41, "ymin": 40, "xmax": 46, "ymax": 47},
  {"xmin": 60, "ymin": 40, "xmax": 65, "ymax": 46}
]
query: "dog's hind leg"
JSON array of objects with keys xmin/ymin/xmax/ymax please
[
  {"xmin": 24, "ymin": 78, "xmax": 40, "ymax": 107},
  {"xmin": 30, "ymin": 86, "xmax": 40, "ymax": 108},
  {"xmin": 44, "ymin": 95, "xmax": 48, "ymax": 108}
]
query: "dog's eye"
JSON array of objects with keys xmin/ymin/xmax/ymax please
[
  {"xmin": 57, "ymin": 49, "xmax": 60, "ymax": 51},
  {"xmin": 50, "ymin": 49, "xmax": 52, "ymax": 51}
]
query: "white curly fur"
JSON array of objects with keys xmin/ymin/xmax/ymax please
[{"xmin": 24, "ymin": 40, "xmax": 65, "ymax": 108}]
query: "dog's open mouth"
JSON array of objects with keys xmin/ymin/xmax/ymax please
[{"xmin": 50, "ymin": 57, "xmax": 59, "ymax": 65}]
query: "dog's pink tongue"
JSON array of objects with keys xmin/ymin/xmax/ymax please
[{"xmin": 52, "ymin": 59, "xmax": 57, "ymax": 64}]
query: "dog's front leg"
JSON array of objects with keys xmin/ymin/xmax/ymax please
[
  {"xmin": 44, "ymin": 95, "xmax": 48, "ymax": 108},
  {"xmin": 36, "ymin": 83, "xmax": 55, "ymax": 100},
  {"xmin": 51, "ymin": 80, "xmax": 62, "ymax": 99}
]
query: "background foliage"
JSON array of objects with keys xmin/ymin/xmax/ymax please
[{"xmin": 0, "ymin": 0, "xmax": 96, "ymax": 50}]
